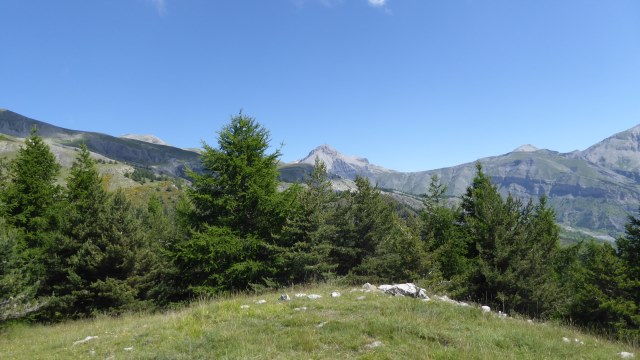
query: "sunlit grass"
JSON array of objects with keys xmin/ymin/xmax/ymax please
[{"xmin": 1, "ymin": 284, "xmax": 637, "ymax": 359}]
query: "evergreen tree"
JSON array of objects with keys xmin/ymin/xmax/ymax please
[
  {"xmin": 0, "ymin": 218, "xmax": 47, "ymax": 322},
  {"xmin": 333, "ymin": 176, "xmax": 394, "ymax": 275},
  {"xmin": 2, "ymin": 127, "xmax": 62, "ymax": 245},
  {"xmin": 175, "ymin": 113, "xmax": 286, "ymax": 293},
  {"xmin": 186, "ymin": 113, "xmax": 283, "ymax": 238},
  {"xmin": 279, "ymin": 158, "xmax": 339, "ymax": 282},
  {"xmin": 420, "ymin": 175, "xmax": 466, "ymax": 281},
  {"xmin": 457, "ymin": 163, "xmax": 561, "ymax": 317}
]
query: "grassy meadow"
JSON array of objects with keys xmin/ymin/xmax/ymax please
[{"xmin": 1, "ymin": 283, "xmax": 637, "ymax": 359}]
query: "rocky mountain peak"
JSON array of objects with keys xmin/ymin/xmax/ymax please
[
  {"xmin": 512, "ymin": 144, "xmax": 539, "ymax": 153},
  {"xmin": 296, "ymin": 144, "xmax": 390, "ymax": 178},
  {"xmin": 581, "ymin": 123, "xmax": 640, "ymax": 175}
]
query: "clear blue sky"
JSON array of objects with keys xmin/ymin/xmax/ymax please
[{"xmin": 1, "ymin": 0, "xmax": 639, "ymax": 171}]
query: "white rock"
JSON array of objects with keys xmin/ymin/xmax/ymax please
[
  {"xmin": 357, "ymin": 296, "xmax": 366, "ymax": 301},
  {"xmin": 307, "ymin": 294, "xmax": 322, "ymax": 300},
  {"xmin": 293, "ymin": 307, "xmax": 307, "ymax": 311},
  {"xmin": 619, "ymin": 352, "xmax": 635, "ymax": 359},
  {"xmin": 459, "ymin": 302, "xmax": 470, "ymax": 307},
  {"xmin": 365, "ymin": 340, "xmax": 383, "ymax": 349},
  {"xmin": 481, "ymin": 305, "xmax": 491, "ymax": 313},
  {"xmin": 240, "ymin": 305, "xmax": 250, "ymax": 309},
  {"xmin": 256, "ymin": 299, "xmax": 267, "ymax": 304},
  {"xmin": 527, "ymin": 319, "xmax": 533, "ymax": 323},
  {"xmin": 294, "ymin": 293, "xmax": 307, "ymax": 298},
  {"xmin": 316, "ymin": 321, "xmax": 328, "ymax": 328},
  {"xmin": 89, "ymin": 350, "xmax": 96, "ymax": 356},
  {"xmin": 279, "ymin": 294, "xmax": 291, "ymax": 301},
  {"xmin": 124, "ymin": 347, "xmax": 133, "ymax": 351},
  {"xmin": 421, "ymin": 298, "xmax": 431, "ymax": 302},
  {"xmin": 331, "ymin": 291, "xmax": 341, "ymax": 298},
  {"xmin": 73, "ymin": 336, "xmax": 98, "ymax": 346},
  {"xmin": 498, "ymin": 311, "xmax": 508, "ymax": 318},
  {"xmin": 362, "ymin": 283, "xmax": 378, "ymax": 291},
  {"xmin": 562, "ymin": 337, "xmax": 570, "ymax": 343},
  {"xmin": 378, "ymin": 283, "xmax": 428, "ymax": 299}
]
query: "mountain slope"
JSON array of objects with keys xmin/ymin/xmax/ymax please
[
  {"xmin": 285, "ymin": 131, "xmax": 640, "ymax": 239},
  {"xmin": 0, "ymin": 109, "xmax": 201, "ymax": 176}
]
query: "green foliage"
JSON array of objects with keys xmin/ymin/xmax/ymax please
[
  {"xmin": 185, "ymin": 113, "xmax": 283, "ymax": 237},
  {"xmin": 454, "ymin": 163, "xmax": 562, "ymax": 317},
  {"xmin": 175, "ymin": 113, "xmax": 287, "ymax": 293},
  {"xmin": 278, "ymin": 159, "xmax": 339, "ymax": 282},
  {"xmin": 0, "ymin": 218, "xmax": 47, "ymax": 323},
  {"xmin": 1, "ymin": 127, "xmax": 62, "ymax": 245}
]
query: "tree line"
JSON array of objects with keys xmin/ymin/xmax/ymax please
[{"xmin": 0, "ymin": 116, "xmax": 637, "ymax": 342}]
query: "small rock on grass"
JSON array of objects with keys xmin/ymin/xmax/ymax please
[
  {"xmin": 73, "ymin": 336, "xmax": 98, "ymax": 346},
  {"xmin": 618, "ymin": 352, "xmax": 634, "ymax": 359},
  {"xmin": 365, "ymin": 341, "xmax": 383, "ymax": 349},
  {"xmin": 331, "ymin": 291, "xmax": 341, "ymax": 298},
  {"xmin": 307, "ymin": 294, "xmax": 322, "ymax": 300},
  {"xmin": 279, "ymin": 294, "xmax": 291, "ymax": 301},
  {"xmin": 357, "ymin": 296, "xmax": 366, "ymax": 300},
  {"xmin": 256, "ymin": 299, "xmax": 267, "ymax": 305}
]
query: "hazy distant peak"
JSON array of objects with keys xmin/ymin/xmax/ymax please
[
  {"xmin": 120, "ymin": 134, "xmax": 170, "ymax": 146},
  {"xmin": 512, "ymin": 144, "xmax": 539, "ymax": 153},
  {"xmin": 296, "ymin": 144, "xmax": 391, "ymax": 177}
]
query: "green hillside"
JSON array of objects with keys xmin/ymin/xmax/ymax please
[{"xmin": 1, "ymin": 283, "xmax": 637, "ymax": 359}]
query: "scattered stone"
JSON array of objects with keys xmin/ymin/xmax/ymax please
[
  {"xmin": 124, "ymin": 347, "xmax": 133, "ymax": 351},
  {"xmin": 527, "ymin": 319, "xmax": 533, "ymax": 323},
  {"xmin": 89, "ymin": 350, "xmax": 96, "ymax": 356},
  {"xmin": 497, "ymin": 311, "xmax": 508, "ymax": 319},
  {"xmin": 562, "ymin": 337, "xmax": 570, "ymax": 343},
  {"xmin": 256, "ymin": 299, "xmax": 267, "ymax": 305},
  {"xmin": 307, "ymin": 294, "xmax": 322, "ymax": 300},
  {"xmin": 240, "ymin": 305, "xmax": 250, "ymax": 309},
  {"xmin": 73, "ymin": 336, "xmax": 98, "ymax": 346},
  {"xmin": 365, "ymin": 340, "xmax": 383, "ymax": 349},
  {"xmin": 459, "ymin": 302, "xmax": 470, "ymax": 307},
  {"xmin": 481, "ymin": 305, "xmax": 491, "ymax": 313},
  {"xmin": 331, "ymin": 291, "xmax": 341, "ymax": 298},
  {"xmin": 316, "ymin": 321, "xmax": 328, "ymax": 328},
  {"xmin": 293, "ymin": 307, "xmax": 307, "ymax": 311},
  {"xmin": 357, "ymin": 296, "xmax": 366, "ymax": 301},
  {"xmin": 378, "ymin": 283, "xmax": 428, "ymax": 299},
  {"xmin": 362, "ymin": 283, "xmax": 377, "ymax": 292},
  {"xmin": 421, "ymin": 298, "xmax": 431, "ymax": 302},
  {"xmin": 294, "ymin": 293, "xmax": 307, "ymax": 298},
  {"xmin": 279, "ymin": 294, "xmax": 291, "ymax": 301},
  {"xmin": 619, "ymin": 352, "xmax": 635, "ymax": 359}
]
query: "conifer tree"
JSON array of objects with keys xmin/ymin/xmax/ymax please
[
  {"xmin": 279, "ymin": 158, "xmax": 339, "ymax": 282},
  {"xmin": 2, "ymin": 127, "xmax": 62, "ymax": 245},
  {"xmin": 175, "ymin": 113, "xmax": 286, "ymax": 293}
]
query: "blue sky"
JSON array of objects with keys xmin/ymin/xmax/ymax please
[{"xmin": 1, "ymin": 0, "xmax": 639, "ymax": 171}]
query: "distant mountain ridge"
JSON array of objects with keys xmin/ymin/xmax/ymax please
[
  {"xmin": 288, "ymin": 126, "xmax": 640, "ymax": 240},
  {"xmin": 0, "ymin": 109, "xmax": 201, "ymax": 176},
  {"xmin": 1, "ymin": 108, "xmax": 638, "ymax": 239}
]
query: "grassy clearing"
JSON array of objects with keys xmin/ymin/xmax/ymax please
[{"xmin": 1, "ymin": 283, "xmax": 637, "ymax": 359}]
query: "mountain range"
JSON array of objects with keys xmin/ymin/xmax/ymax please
[{"xmin": 1, "ymin": 108, "xmax": 638, "ymax": 241}]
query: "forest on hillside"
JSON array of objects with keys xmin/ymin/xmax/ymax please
[{"xmin": 0, "ymin": 114, "xmax": 638, "ymax": 342}]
